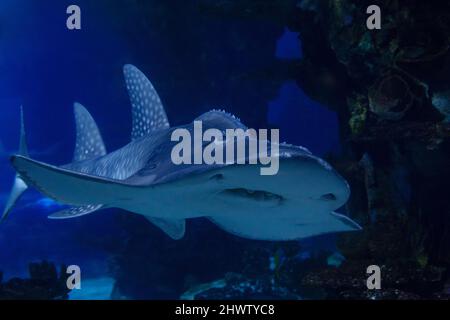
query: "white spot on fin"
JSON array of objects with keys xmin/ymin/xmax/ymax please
[
  {"xmin": 145, "ymin": 217, "xmax": 185, "ymax": 240},
  {"xmin": 49, "ymin": 204, "xmax": 104, "ymax": 219},
  {"xmin": 123, "ymin": 64, "xmax": 170, "ymax": 140},
  {"xmin": 73, "ymin": 103, "xmax": 106, "ymax": 162}
]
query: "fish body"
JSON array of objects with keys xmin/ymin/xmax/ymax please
[{"xmin": 5, "ymin": 65, "xmax": 360, "ymax": 241}]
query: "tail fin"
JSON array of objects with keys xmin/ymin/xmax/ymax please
[{"xmin": 1, "ymin": 106, "xmax": 29, "ymax": 222}]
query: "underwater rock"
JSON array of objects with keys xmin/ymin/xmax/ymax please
[
  {"xmin": 180, "ymin": 279, "xmax": 227, "ymax": 300},
  {"xmin": 394, "ymin": 21, "xmax": 450, "ymax": 87},
  {"xmin": 348, "ymin": 121, "xmax": 450, "ymax": 149},
  {"xmin": 0, "ymin": 261, "xmax": 71, "ymax": 300},
  {"xmin": 432, "ymin": 90, "xmax": 450, "ymax": 123},
  {"xmin": 302, "ymin": 261, "xmax": 448, "ymax": 300},
  {"xmin": 348, "ymin": 94, "xmax": 368, "ymax": 136},
  {"xmin": 291, "ymin": 0, "xmax": 449, "ymax": 120},
  {"xmin": 183, "ymin": 273, "xmax": 301, "ymax": 300},
  {"xmin": 110, "ymin": 213, "xmax": 309, "ymax": 299},
  {"xmin": 368, "ymin": 74, "xmax": 413, "ymax": 121},
  {"xmin": 110, "ymin": 216, "xmax": 276, "ymax": 299}
]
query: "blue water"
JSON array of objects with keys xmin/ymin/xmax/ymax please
[{"xmin": 0, "ymin": 1, "xmax": 340, "ymax": 296}]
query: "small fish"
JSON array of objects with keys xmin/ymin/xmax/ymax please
[{"xmin": 326, "ymin": 252, "xmax": 345, "ymax": 267}]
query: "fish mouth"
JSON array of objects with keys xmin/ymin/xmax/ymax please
[{"xmin": 219, "ymin": 188, "xmax": 284, "ymax": 204}]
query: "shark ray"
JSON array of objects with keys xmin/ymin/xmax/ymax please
[{"xmin": 6, "ymin": 65, "xmax": 361, "ymax": 241}]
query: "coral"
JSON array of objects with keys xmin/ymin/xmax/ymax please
[
  {"xmin": 285, "ymin": 0, "xmax": 450, "ymax": 299},
  {"xmin": 368, "ymin": 74, "xmax": 413, "ymax": 120},
  {"xmin": 432, "ymin": 90, "xmax": 450, "ymax": 122},
  {"xmin": 348, "ymin": 94, "xmax": 368, "ymax": 135},
  {"xmin": 301, "ymin": 261, "xmax": 448, "ymax": 299}
]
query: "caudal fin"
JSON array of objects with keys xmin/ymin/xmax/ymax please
[{"xmin": 1, "ymin": 107, "xmax": 29, "ymax": 222}]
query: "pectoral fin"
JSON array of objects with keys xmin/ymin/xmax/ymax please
[
  {"xmin": 48, "ymin": 204, "xmax": 104, "ymax": 219},
  {"xmin": 10, "ymin": 155, "xmax": 142, "ymax": 207}
]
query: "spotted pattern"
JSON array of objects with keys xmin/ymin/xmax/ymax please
[
  {"xmin": 123, "ymin": 64, "xmax": 170, "ymax": 141},
  {"xmin": 48, "ymin": 204, "xmax": 103, "ymax": 219},
  {"xmin": 73, "ymin": 103, "xmax": 107, "ymax": 162},
  {"xmin": 66, "ymin": 135, "xmax": 156, "ymax": 181}
]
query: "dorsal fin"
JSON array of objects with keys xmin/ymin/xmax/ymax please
[
  {"xmin": 73, "ymin": 102, "xmax": 107, "ymax": 162},
  {"xmin": 123, "ymin": 64, "xmax": 170, "ymax": 140},
  {"xmin": 48, "ymin": 204, "xmax": 104, "ymax": 219}
]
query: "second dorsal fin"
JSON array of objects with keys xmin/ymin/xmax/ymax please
[
  {"xmin": 73, "ymin": 102, "xmax": 107, "ymax": 162},
  {"xmin": 123, "ymin": 64, "xmax": 170, "ymax": 140}
]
